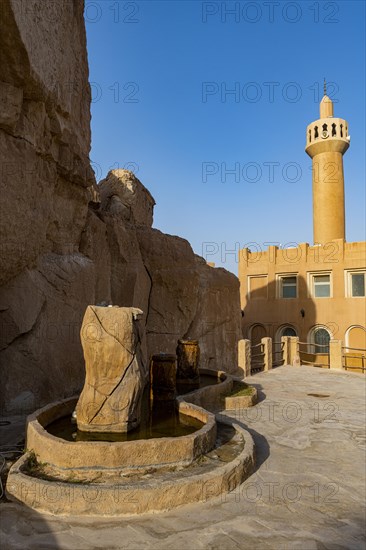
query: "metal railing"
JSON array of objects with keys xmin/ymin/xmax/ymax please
[
  {"xmin": 342, "ymin": 346, "xmax": 366, "ymax": 373},
  {"xmin": 298, "ymin": 341, "xmax": 330, "ymax": 368},
  {"xmin": 250, "ymin": 342, "xmax": 265, "ymax": 373},
  {"xmin": 272, "ymin": 341, "xmax": 285, "ymax": 367}
]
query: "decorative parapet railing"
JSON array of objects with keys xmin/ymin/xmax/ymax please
[
  {"xmin": 305, "ymin": 117, "xmax": 349, "ymax": 149},
  {"xmin": 298, "ymin": 341, "xmax": 330, "ymax": 369},
  {"xmin": 250, "ymin": 342, "xmax": 265, "ymax": 374},
  {"xmin": 238, "ymin": 336, "xmax": 365, "ymax": 375},
  {"xmin": 238, "ymin": 337, "xmax": 272, "ymax": 377},
  {"xmin": 342, "ymin": 347, "xmax": 366, "ymax": 373},
  {"xmin": 280, "ymin": 337, "xmax": 365, "ymax": 373},
  {"xmin": 272, "ymin": 341, "xmax": 285, "ymax": 368}
]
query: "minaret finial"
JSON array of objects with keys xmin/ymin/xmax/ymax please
[{"xmin": 323, "ymin": 78, "xmax": 327, "ymax": 96}]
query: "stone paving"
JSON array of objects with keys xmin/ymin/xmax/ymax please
[{"xmin": 1, "ymin": 366, "xmax": 365, "ymax": 549}]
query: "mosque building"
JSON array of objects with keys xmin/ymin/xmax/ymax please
[{"xmin": 239, "ymin": 84, "xmax": 366, "ymax": 365}]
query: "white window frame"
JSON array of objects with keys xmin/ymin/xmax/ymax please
[
  {"xmin": 247, "ymin": 275, "xmax": 268, "ymax": 300},
  {"xmin": 307, "ymin": 271, "xmax": 333, "ymax": 298},
  {"xmin": 276, "ymin": 273, "xmax": 298, "ymax": 299},
  {"xmin": 345, "ymin": 269, "xmax": 366, "ymax": 298}
]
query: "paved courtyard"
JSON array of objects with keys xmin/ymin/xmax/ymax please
[{"xmin": 1, "ymin": 365, "xmax": 365, "ymax": 549}]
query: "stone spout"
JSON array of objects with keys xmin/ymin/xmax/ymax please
[
  {"xmin": 176, "ymin": 339, "xmax": 200, "ymax": 384},
  {"xmin": 76, "ymin": 305, "xmax": 146, "ymax": 433},
  {"xmin": 150, "ymin": 354, "xmax": 177, "ymax": 401}
]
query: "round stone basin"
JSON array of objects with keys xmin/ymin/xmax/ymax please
[
  {"xmin": 24, "ymin": 368, "xmax": 232, "ymax": 473},
  {"xmin": 177, "ymin": 368, "xmax": 233, "ymax": 411},
  {"xmin": 6, "ymin": 368, "xmax": 256, "ymax": 516},
  {"xmin": 25, "ymin": 398, "xmax": 216, "ymax": 472}
]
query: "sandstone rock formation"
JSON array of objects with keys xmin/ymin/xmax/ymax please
[
  {"xmin": 0, "ymin": 0, "xmax": 98, "ymax": 414},
  {"xmin": 76, "ymin": 306, "xmax": 145, "ymax": 432},
  {"xmin": 99, "ymin": 169, "xmax": 155, "ymax": 227},
  {"xmin": 0, "ymin": 0, "xmax": 95, "ymax": 286},
  {"xmin": 0, "ymin": 0, "xmax": 242, "ymax": 415}
]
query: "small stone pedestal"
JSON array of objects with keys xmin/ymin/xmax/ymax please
[
  {"xmin": 151, "ymin": 354, "xmax": 177, "ymax": 400},
  {"xmin": 176, "ymin": 339, "xmax": 200, "ymax": 384}
]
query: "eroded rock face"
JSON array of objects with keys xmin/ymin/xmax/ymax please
[
  {"xmin": 0, "ymin": 167, "xmax": 241, "ymax": 414},
  {"xmin": 0, "ymin": 0, "xmax": 100, "ymax": 414},
  {"xmin": 76, "ymin": 306, "xmax": 145, "ymax": 432},
  {"xmin": 136, "ymin": 227, "xmax": 200, "ymax": 352},
  {"xmin": 136, "ymin": 227, "xmax": 241, "ymax": 373},
  {"xmin": 0, "ymin": 2, "xmax": 242, "ymax": 415},
  {"xmin": 0, "ymin": 0, "xmax": 95, "ymax": 287},
  {"xmin": 0, "ymin": 254, "xmax": 97, "ymax": 414},
  {"xmin": 99, "ymin": 170, "xmax": 155, "ymax": 227},
  {"xmin": 190, "ymin": 256, "xmax": 242, "ymax": 374}
]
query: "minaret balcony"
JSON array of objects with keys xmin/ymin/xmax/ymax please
[{"xmin": 305, "ymin": 117, "xmax": 350, "ymax": 157}]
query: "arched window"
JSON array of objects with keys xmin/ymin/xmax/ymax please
[
  {"xmin": 282, "ymin": 327, "xmax": 297, "ymax": 337},
  {"xmin": 309, "ymin": 326, "xmax": 331, "ymax": 353},
  {"xmin": 274, "ymin": 326, "xmax": 297, "ymax": 364},
  {"xmin": 314, "ymin": 126, "xmax": 318, "ymax": 138},
  {"xmin": 315, "ymin": 328, "xmax": 330, "ymax": 349},
  {"xmin": 275, "ymin": 325, "xmax": 298, "ymax": 345},
  {"xmin": 249, "ymin": 324, "xmax": 267, "ymax": 346},
  {"xmin": 332, "ymin": 123, "xmax": 336, "ymax": 136},
  {"xmin": 276, "ymin": 325, "xmax": 297, "ymax": 342}
]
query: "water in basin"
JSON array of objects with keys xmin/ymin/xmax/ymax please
[
  {"xmin": 46, "ymin": 373, "xmax": 220, "ymax": 443},
  {"xmin": 47, "ymin": 403, "xmax": 202, "ymax": 442},
  {"xmin": 176, "ymin": 373, "xmax": 221, "ymax": 395}
]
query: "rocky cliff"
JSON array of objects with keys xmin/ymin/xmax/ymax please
[{"xmin": 0, "ymin": 0, "xmax": 241, "ymax": 414}]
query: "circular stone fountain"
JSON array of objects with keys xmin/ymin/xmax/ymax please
[
  {"xmin": 21, "ymin": 395, "xmax": 216, "ymax": 472},
  {"xmin": 6, "ymin": 306, "xmax": 255, "ymax": 516}
]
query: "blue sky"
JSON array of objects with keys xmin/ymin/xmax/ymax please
[{"xmin": 85, "ymin": 0, "xmax": 365, "ymax": 274}]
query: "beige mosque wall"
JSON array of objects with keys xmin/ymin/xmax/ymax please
[{"xmin": 239, "ymin": 240, "xmax": 366, "ymax": 348}]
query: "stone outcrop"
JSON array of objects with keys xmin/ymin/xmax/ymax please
[
  {"xmin": 99, "ymin": 169, "xmax": 155, "ymax": 227},
  {"xmin": 0, "ymin": 1, "xmax": 242, "ymax": 415},
  {"xmin": 76, "ymin": 306, "xmax": 145, "ymax": 432},
  {"xmin": 0, "ymin": 0, "xmax": 100, "ymax": 414},
  {"xmin": 0, "ymin": 0, "xmax": 95, "ymax": 286}
]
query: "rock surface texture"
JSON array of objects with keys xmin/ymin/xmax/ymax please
[
  {"xmin": 76, "ymin": 306, "xmax": 145, "ymax": 432},
  {"xmin": 0, "ymin": 0, "xmax": 242, "ymax": 415}
]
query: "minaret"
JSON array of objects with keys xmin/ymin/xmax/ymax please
[{"xmin": 305, "ymin": 80, "xmax": 350, "ymax": 243}]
